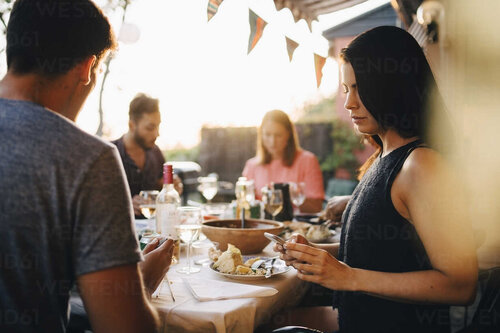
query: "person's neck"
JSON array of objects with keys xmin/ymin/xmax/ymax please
[
  {"xmin": 378, "ymin": 130, "xmax": 419, "ymax": 157},
  {"xmin": 0, "ymin": 71, "xmax": 79, "ymax": 121},
  {"xmin": 123, "ymin": 132, "xmax": 145, "ymax": 153},
  {"xmin": 270, "ymin": 151, "xmax": 284, "ymax": 161}
]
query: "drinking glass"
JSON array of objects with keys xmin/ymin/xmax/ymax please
[
  {"xmin": 289, "ymin": 182, "xmax": 306, "ymax": 207},
  {"xmin": 262, "ymin": 189, "xmax": 283, "ymax": 220},
  {"xmin": 197, "ymin": 176, "xmax": 218, "ymax": 203},
  {"xmin": 139, "ymin": 190, "xmax": 159, "ymax": 219},
  {"xmin": 175, "ymin": 206, "xmax": 202, "ymax": 274}
]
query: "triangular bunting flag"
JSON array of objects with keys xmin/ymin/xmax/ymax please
[
  {"xmin": 248, "ymin": 9, "xmax": 267, "ymax": 54},
  {"xmin": 285, "ymin": 37, "xmax": 299, "ymax": 62},
  {"xmin": 314, "ymin": 53, "xmax": 326, "ymax": 88},
  {"xmin": 305, "ymin": 17, "xmax": 314, "ymax": 33},
  {"xmin": 207, "ymin": 0, "xmax": 224, "ymax": 22},
  {"xmin": 291, "ymin": 7, "xmax": 301, "ymax": 23}
]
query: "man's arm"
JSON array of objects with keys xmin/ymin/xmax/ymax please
[{"xmin": 78, "ymin": 264, "xmax": 159, "ymax": 333}]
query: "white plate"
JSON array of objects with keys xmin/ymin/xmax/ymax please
[
  {"xmin": 308, "ymin": 229, "xmax": 337, "ymax": 243},
  {"xmin": 210, "ymin": 256, "xmax": 290, "ymax": 280}
]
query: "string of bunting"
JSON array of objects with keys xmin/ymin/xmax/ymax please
[{"xmin": 207, "ymin": 1, "xmax": 327, "ymax": 87}]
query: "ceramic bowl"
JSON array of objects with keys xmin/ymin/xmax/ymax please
[{"xmin": 201, "ymin": 219, "xmax": 284, "ymax": 254}]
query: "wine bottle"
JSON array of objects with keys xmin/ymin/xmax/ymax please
[{"xmin": 155, "ymin": 164, "xmax": 181, "ymax": 262}]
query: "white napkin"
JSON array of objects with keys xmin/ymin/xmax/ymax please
[{"xmin": 182, "ymin": 278, "xmax": 278, "ymax": 301}]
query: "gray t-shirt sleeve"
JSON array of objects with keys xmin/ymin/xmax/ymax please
[{"xmin": 72, "ymin": 146, "xmax": 143, "ymax": 277}]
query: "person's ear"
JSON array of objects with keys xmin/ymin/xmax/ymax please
[
  {"xmin": 80, "ymin": 55, "xmax": 97, "ymax": 85},
  {"xmin": 129, "ymin": 119, "xmax": 135, "ymax": 131}
]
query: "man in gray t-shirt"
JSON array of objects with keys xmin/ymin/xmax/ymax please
[{"xmin": 0, "ymin": 1, "xmax": 173, "ymax": 332}]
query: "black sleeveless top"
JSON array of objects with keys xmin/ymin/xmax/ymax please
[{"xmin": 333, "ymin": 140, "xmax": 450, "ymax": 333}]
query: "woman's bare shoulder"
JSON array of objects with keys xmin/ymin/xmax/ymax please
[
  {"xmin": 401, "ymin": 147, "xmax": 446, "ymax": 177},
  {"xmin": 396, "ymin": 147, "xmax": 452, "ymax": 197}
]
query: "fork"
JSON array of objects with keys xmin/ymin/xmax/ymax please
[{"xmin": 264, "ymin": 258, "xmax": 275, "ymax": 278}]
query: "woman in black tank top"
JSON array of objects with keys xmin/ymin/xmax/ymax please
[{"xmin": 276, "ymin": 26, "xmax": 478, "ymax": 333}]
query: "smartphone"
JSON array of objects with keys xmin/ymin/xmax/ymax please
[
  {"xmin": 158, "ymin": 237, "xmax": 167, "ymax": 247},
  {"xmin": 264, "ymin": 232, "xmax": 286, "ymax": 246}
]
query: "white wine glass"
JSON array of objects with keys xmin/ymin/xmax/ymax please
[
  {"xmin": 262, "ymin": 189, "xmax": 283, "ymax": 220},
  {"xmin": 289, "ymin": 182, "xmax": 306, "ymax": 207},
  {"xmin": 139, "ymin": 190, "xmax": 159, "ymax": 219},
  {"xmin": 175, "ymin": 206, "xmax": 202, "ymax": 274},
  {"xmin": 197, "ymin": 176, "xmax": 218, "ymax": 203}
]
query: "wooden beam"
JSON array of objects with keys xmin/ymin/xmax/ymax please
[
  {"xmin": 306, "ymin": 0, "xmax": 347, "ymax": 11},
  {"xmin": 311, "ymin": 0, "xmax": 369, "ymax": 16}
]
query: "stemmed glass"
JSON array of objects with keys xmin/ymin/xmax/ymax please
[
  {"xmin": 289, "ymin": 182, "xmax": 306, "ymax": 207},
  {"xmin": 175, "ymin": 206, "xmax": 202, "ymax": 274},
  {"xmin": 262, "ymin": 189, "xmax": 283, "ymax": 220},
  {"xmin": 197, "ymin": 176, "xmax": 218, "ymax": 203},
  {"xmin": 139, "ymin": 190, "xmax": 159, "ymax": 219}
]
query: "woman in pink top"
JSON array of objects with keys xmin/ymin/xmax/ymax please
[{"xmin": 242, "ymin": 110, "xmax": 325, "ymax": 213}]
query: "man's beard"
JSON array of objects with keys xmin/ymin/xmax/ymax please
[{"xmin": 133, "ymin": 130, "xmax": 154, "ymax": 150}]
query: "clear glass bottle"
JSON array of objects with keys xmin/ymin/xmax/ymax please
[
  {"xmin": 235, "ymin": 177, "xmax": 251, "ymax": 220},
  {"xmin": 156, "ymin": 164, "xmax": 181, "ymax": 263}
]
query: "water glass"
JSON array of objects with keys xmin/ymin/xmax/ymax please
[
  {"xmin": 175, "ymin": 206, "xmax": 202, "ymax": 274},
  {"xmin": 197, "ymin": 176, "xmax": 218, "ymax": 203},
  {"xmin": 289, "ymin": 182, "xmax": 306, "ymax": 207}
]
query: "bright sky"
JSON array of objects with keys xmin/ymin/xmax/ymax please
[{"xmin": 0, "ymin": 0, "xmax": 390, "ymax": 149}]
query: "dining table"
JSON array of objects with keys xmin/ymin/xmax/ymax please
[{"xmin": 151, "ymin": 243, "xmax": 309, "ymax": 333}]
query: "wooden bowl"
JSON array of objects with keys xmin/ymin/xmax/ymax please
[{"xmin": 201, "ymin": 219, "xmax": 284, "ymax": 254}]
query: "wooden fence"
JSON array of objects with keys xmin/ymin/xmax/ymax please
[{"xmin": 198, "ymin": 123, "xmax": 334, "ymax": 184}]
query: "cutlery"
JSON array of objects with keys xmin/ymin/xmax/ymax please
[
  {"xmin": 157, "ymin": 275, "xmax": 176, "ymax": 302},
  {"xmin": 250, "ymin": 259, "xmax": 265, "ymax": 270},
  {"xmin": 264, "ymin": 259, "xmax": 275, "ymax": 278}
]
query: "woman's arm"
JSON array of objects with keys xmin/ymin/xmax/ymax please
[
  {"xmin": 286, "ymin": 149, "xmax": 478, "ymax": 305},
  {"xmin": 322, "ymin": 195, "xmax": 351, "ymax": 221},
  {"xmin": 275, "ymin": 234, "xmax": 340, "ymax": 267}
]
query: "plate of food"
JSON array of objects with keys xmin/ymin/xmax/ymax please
[
  {"xmin": 209, "ymin": 244, "xmax": 290, "ymax": 280},
  {"xmin": 282, "ymin": 221, "xmax": 336, "ymax": 243}
]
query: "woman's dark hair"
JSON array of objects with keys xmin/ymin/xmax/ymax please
[
  {"xmin": 340, "ymin": 26, "xmax": 453, "ymax": 177},
  {"xmin": 257, "ymin": 110, "xmax": 301, "ymax": 166},
  {"xmin": 7, "ymin": 0, "xmax": 117, "ymax": 77},
  {"xmin": 129, "ymin": 93, "xmax": 160, "ymax": 123},
  {"xmin": 340, "ymin": 26, "xmax": 449, "ymax": 144}
]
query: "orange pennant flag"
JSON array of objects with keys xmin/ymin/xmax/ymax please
[
  {"xmin": 248, "ymin": 9, "xmax": 267, "ymax": 54},
  {"xmin": 314, "ymin": 53, "xmax": 326, "ymax": 88}
]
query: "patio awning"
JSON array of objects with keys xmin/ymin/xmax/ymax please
[{"xmin": 274, "ymin": 0, "xmax": 370, "ymax": 23}]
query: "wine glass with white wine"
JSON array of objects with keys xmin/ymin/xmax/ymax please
[
  {"xmin": 139, "ymin": 190, "xmax": 159, "ymax": 219},
  {"xmin": 175, "ymin": 206, "xmax": 202, "ymax": 274},
  {"xmin": 262, "ymin": 189, "xmax": 283, "ymax": 220}
]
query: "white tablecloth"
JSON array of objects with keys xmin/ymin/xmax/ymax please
[{"xmin": 151, "ymin": 245, "xmax": 308, "ymax": 333}]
